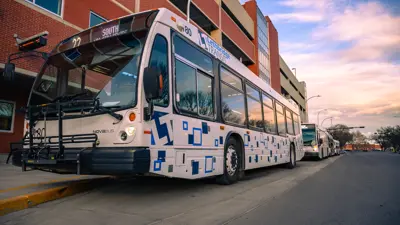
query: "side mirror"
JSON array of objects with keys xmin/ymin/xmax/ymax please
[
  {"xmin": 318, "ymin": 138, "xmax": 323, "ymax": 146},
  {"xmin": 143, "ymin": 67, "xmax": 162, "ymax": 100},
  {"xmin": 143, "ymin": 67, "xmax": 162, "ymax": 121},
  {"xmin": 3, "ymin": 63, "xmax": 15, "ymax": 81}
]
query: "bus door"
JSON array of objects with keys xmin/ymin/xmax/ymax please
[{"xmin": 142, "ymin": 23, "xmax": 174, "ymax": 153}]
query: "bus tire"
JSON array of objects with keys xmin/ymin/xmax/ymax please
[
  {"xmin": 287, "ymin": 143, "xmax": 296, "ymax": 169},
  {"xmin": 217, "ymin": 137, "xmax": 240, "ymax": 185}
]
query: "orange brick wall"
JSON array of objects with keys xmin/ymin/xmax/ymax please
[
  {"xmin": 243, "ymin": 0, "xmax": 259, "ymax": 76},
  {"xmin": 192, "ymin": 0, "xmax": 219, "ymax": 26},
  {"xmin": 116, "ymin": 0, "xmax": 134, "ymax": 11},
  {"xmin": 221, "ymin": 10, "xmax": 255, "ymax": 63},
  {"xmin": 265, "ymin": 16, "xmax": 281, "ymax": 94},
  {"xmin": 0, "ymin": 0, "xmax": 137, "ymax": 153},
  {"xmin": 0, "ymin": 0, "xmax": 79, "ymax": 73},
  {"xmin": 63, "ymin": 0, "xmax": 132, "ymax": 29},
  {"xmin": 0, "ymin": 77, "xmax": 33, "ymax": 153}
]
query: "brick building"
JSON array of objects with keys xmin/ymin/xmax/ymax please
[
  {"xmin": 0, "ymin": 0, "xmax": 285, "ymax": 153},
  {"xmin": 0, "ymin": 0, "xmax": 135, "ymax": 153}
]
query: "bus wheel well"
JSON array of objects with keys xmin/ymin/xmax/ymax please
[{"xmin": 226, "ymin": 132, "xmax": 245, "ymax": 173}]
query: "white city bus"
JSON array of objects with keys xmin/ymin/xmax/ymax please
[
  {"xmin": 11, "ymin": 8, "xmax": 304, "ymax": 184},
  {"xmin": 301, "ymin": 123, "xmax": 330, "ymax": 159},
  {"xmin": 333, "ymin": 139, "xmax": 340, "ymax": 155}
]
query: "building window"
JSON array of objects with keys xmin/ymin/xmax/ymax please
[
  {"xmin": 0, "ymin": 100, "xmax": 16, "ymax": 133},
  {"xmin": 27, "ymin": 0, "xmax": 63, "ymax": 15},
  {"xmin": 89, "ymin": 11, "xmax": 106, "ymax": 27},
  {"xmin": 256, "ymin": 8, "xmax": 270, "ymax": 85}
]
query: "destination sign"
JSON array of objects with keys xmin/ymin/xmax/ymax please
[
  {"xmin": 54, "ymin": 11, "xmax": 158, "ymax": 55},
  {"xmin": 301, "ymin": 124, "xmax": 316, "ymax": 129}
]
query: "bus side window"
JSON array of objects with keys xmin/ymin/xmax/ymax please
[
  {"xmin": 285, "ymin": 109, "xmax": 294, "ymax": 135},
  {"xmin": 275, "ymin": 102, "xmax": 286, "ymax": 135},
  {"xmin": 148, "ymin": 34, "xmax": 169, "ymax": 107},
  {"xmin": 220, "ymin": 67, "xmax": 246, "ymax": 125},
  {"xmin": 262, "ymin": 93, "xmax": 276, "ymax": 134},
  {"xmin": 293, "ymin": 113, "xmax": 300, "ymax": 135}
]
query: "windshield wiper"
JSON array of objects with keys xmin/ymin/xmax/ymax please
[
  {"xmin": 51, "ymin": 89, "xmax": 92, "ymax": 103},
  {"xmin": 91, "ymin": 99, "xmax": 123, "ymax": 123}
]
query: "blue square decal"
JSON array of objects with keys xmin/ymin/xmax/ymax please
[
  {"xmin": 219, "ymin": 136, "xmax": 223, "ymax": 145},
  {"xmin": 188, "ymin": 134, "xmax": 194, "ymax": 144},
  {"xmin": 183, "ymin": 121, "xmax": 188, "ymax": 130},
  {"xmin": 193, "ymin": 128, "xmax": 202, "ymax": 146},
  {"xmin": 214, "ymin": 139, "xmax": 219, "ymax": 147},
  {"xmin": 202, "ymin": 122, "xmax": 208, "ymax": 134},
  {"xmin": 158, "ymin": 150, "xmax": 166, "ymax": 162},
  {"xmin": 205, "ymin": 156, "xmax": 213, "ymax": 173},
  {"xmin": 154, "ymin": 160, "xmax": 162, "ymax": 171},
  {"xmin": 192, "ymin": 161, "xmax": 199, "ymax": 175},
  {"xmin": 244, "ymin": 134, "xmax": 249, "ymax": 146}
]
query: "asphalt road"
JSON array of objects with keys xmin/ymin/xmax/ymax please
[
  {"xmin": 227, "ymin": 151, "xmax": 400, "ymax": 225},
  {"xmin": 1, "ymin": 151, "xmax": 399, "ymax": 225}
]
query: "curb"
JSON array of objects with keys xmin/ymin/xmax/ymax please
[{"xmin": 0, "ymin": 177, "xmax": 111, "ymax": 216}]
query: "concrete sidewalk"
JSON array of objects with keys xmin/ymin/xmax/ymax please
[{"xmin": 0, "ymin": 154, "xmax": 111, "ymax": 215}]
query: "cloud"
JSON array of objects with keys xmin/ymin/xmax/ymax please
[
  {"xmin": 278, "ymin": 0, "xmax": 333, "ymax": 10},
  {"xmin": 277, "ymin": 1, "xmax": 400, "ymax": 132},
  {"xmin": 313, "ymin": 2, "xmax": 400, "ymax": 61},
  {"xmin": 270, "ymin": 12, "xmax": 324, "ymax": 22}
]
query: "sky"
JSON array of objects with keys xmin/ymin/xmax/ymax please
[{"xmin": 241, "ymin": 0, "xmax": 400, "ymax": 136}]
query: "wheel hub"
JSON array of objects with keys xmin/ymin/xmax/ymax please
[{"xmin": 226, "ymin": 145, "xmax": 238, "ymax": 176}]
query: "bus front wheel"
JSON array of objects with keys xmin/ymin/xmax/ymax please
[
  {"xmin": 287, "ymin": 144, "xmax": 296, "ymax": 169},
  {"xmin": 217, "ymin": 137, "xmax": 240, "ymax": 185}
]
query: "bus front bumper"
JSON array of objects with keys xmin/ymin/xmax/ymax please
[
  {"xmin": 304, "ymin": 151, "xmax": 319, "ymax": 157},
  {"xmin": 11, "ymin": 147, "xmax": 150, "ymax": 175}
]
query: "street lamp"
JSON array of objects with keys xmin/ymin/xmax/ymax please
[
  {"xmin": 317, "ymin": 109, "xmax": 328, "ymax": 126},
  {"xmin": 306, "ymin": 95, "xmax": 321, "ymax": 103},
  {"xmin": 291, "ymin": 68, "xmax": 296, "ymax": 76},
  {"xmin": 321, "ymin": 116, "xmax": 333, "ymax": 127}
]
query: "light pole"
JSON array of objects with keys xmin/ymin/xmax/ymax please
[
  {"xmin": 317, "ymin": 109, "xmax": 328, "ymax": 126},
  {"xmin": 321, "ymin": 116, "xmax": 333, "ymax": 127},
  {"xmin": 187, "ymin": 0, "xmax": 192, "ymax": 22},
  {"xmin": 306, "ymin": 95, "xmax": 321, "ymax": 103},
  {"xmin": 291, "ymin": 68, "xmax": 296, "ymax": 76},
  {"xmin": 304, "ymin": 95, "xmax": 321, "ymax": 123}
]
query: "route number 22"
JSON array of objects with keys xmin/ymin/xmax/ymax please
[{"xmin": 72, "ymin": 37, "xmax": 81, "ymax": 48}]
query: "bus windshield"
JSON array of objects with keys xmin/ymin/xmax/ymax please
[
  {"xmin": 29, "ymin": 32, "xmax": 146, "ymax": 109},
  {"xmin": 28, "ymin": 10, "xmax": 158, "ymax": 110},
  {"xmin": 302, "ymin": 125, "xmax": 316, "ymax": 146}
]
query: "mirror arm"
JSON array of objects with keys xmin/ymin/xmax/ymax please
[{"xmin": 144, "ymin": 99, "xmax": 154, "ymax": 121}]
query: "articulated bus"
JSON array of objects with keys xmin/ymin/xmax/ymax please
[
  {"xmin": 301, "ymin": 123, "xmax": 330, "ymax": 159},
  {"xmin": 11, "ymin": 8, "xmax": 304, "ymax": 184}
]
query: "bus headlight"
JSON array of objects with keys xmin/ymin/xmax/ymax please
[
  {"xmin": 125, "ymin": 126, "xmax": 136, "ymax": 136},
  {"xmin": 313, "ymin": 145, "xmax": 318, "ymax": 151},
  {"xmin": 311, "ymin": 140, "xmax": 316, "ymax": 146}
]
